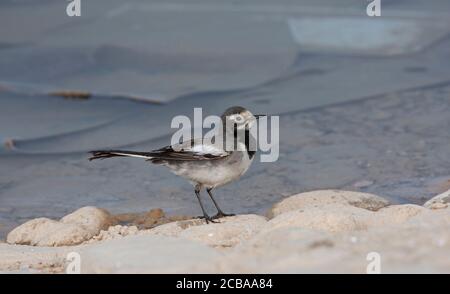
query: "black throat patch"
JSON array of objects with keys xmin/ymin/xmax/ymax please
[
  {"xmin": 244, "ymin": 129, "xmax": 256, "ymax": 159},
  {"xmin": 232, "ymin": 126, "xmax": 256, "ymax": 159}
]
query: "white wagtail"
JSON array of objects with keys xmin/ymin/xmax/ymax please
[{"xmin": 89, "ymin": 106, "xmax": 263, "ymax": 223}]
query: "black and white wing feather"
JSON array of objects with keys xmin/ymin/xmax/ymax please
[
  {"xmin": 146, "ymin": 139, "xmax": 229, "ymax": 161},
  {"xmin": 89, "ymin": 139, "xmax": 229, "ymax": 162}
]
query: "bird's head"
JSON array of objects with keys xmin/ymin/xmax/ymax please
[{"xmin": 221, "ymin": 106, "xmax": 263, "ymax": 131}]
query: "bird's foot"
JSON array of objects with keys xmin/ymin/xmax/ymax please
[
  {"xmin": 211, "ymin": 212, "xmax": 235, "ymax": 220},
  {"xmin": 195, "ymin": 214, "xmax": 219, "ymax": 224}
]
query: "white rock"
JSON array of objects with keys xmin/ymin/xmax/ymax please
[
  {"xmin": 211, "ymin": 227, "xmax": 338, "ymax": 273},
  {"xmin": 265, "ymin": 203, "xmax": 426, "ymax": 234},
  {"xmin": 79, "ymin": 235, "xmax": 220, "ymax": 274},
  {"xmin": 146, "ymin": 218, "xmax": 205, "ymax": 237},
  {"xmin": 146, "ymin": 215, "xmax": 267, "ymax": 248},
  {"xmin": 6, "ymin": 218, "xmax": 57, "ymax": 245},
  {"xmin": 210, "ymin": 215, "xmax": 450, "ymax": 273},
  {"xmin": 429, "ymin": 203, "xmax": 449, "ymax": 210},
  {"xmin": 266, "ymin": 204, "xmax": 372, "ymax": 233},
  {"xmin": 424, "ymin": 189, "xmax": 450, "ymax": 209},
  {"xmin": 179, "ymin": 215, "xmax": 267, "ymax": 247},
  {"xmin": 0, "ymin": 243, "xmax": 69, "ymax": 273},
  {"xmin": 61, "ymin": 206, "xmax": 113, "ymax": 233},
  {"xmin": 85, "ymin": 225, "xmax": 140, "ymax": 244},
  {"xmin": 267, "ymin": 190, "xmax": 389, "ymax": 218},
  {"xmin": 406, "ymin": 207, "xmax": 450, "ymax": 227},
  {"xmin": 7, "ymin": 207, "xmax": 115, "ymax": 246},
  {"xmin": 369, "ymin": 204, "xmax": 427, "ymax": 226},
  {"xmin": 6, "ymin": 218, "xmax": 87, "ymax": 246}
]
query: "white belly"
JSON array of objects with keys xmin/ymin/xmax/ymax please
[{"xmin": 168, "ymin": 151, "xmax": 254, "ymax": 188}]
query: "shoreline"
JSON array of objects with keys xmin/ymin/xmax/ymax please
[{"xmin": 1, "ymin": 189, "xmax": 449, "ymax": 274}]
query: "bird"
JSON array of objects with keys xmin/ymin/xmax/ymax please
[{"xmin": 89, "ymin": 106, "xmax": 263, "ymax": 223}]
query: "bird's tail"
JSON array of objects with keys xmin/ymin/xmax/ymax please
[{"xmin": 89, "ymin": 150, "xmax": 154, "ymax": 161}]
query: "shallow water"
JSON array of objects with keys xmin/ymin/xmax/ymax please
[{"xmin": 1, "ymin": 0, "xmax": 450, "ymax": 239}]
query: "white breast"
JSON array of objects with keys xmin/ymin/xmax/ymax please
[{"xmin": 169, "ymin": 150, "xmax": 254, "ymax": 188}]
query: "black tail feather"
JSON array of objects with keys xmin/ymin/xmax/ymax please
[
  {"xmin": 89, "ymin": 150, "xmax": 123, "ymax": 161},
  {"xmin": 89, "ymin": 150, "xmax": 152, "ymax": 161}
]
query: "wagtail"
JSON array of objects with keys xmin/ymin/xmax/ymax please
[{"xmin": 89, "ymin": 106, "xmax": 263, "ymax": 223}]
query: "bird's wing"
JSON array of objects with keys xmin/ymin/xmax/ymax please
[{"xmin": 147, "ymin": 138, "xmax": 229, "ymax": 161}]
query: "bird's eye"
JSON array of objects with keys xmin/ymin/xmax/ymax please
[{"xmin": 235, "ymin": 114, "xmax": 244, "ymax": 123}]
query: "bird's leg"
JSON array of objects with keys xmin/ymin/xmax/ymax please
[
  {"xmin": 206, "ymin": 188, "xmax": 235, "ymax": 219},
  {"xmin": 194, "ymin": 185, "xmax": 217, "ymax": 224}
]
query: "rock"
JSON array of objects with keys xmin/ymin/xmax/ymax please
[
  {"xmin": 179, "ymin": 215, "xmax": 267, "ymax": 248},
  {"xmin": 79, "ymin": 235, "xmax": 220, "ymax": 274},
  {"xmin": 146, "ymin": 218, "xmax": 209, "ymax": 237},
  {"xmin": 267, "ymin": 190, "xmax": 389, "ymax": 218},
  {"xmin": 147, "ymin": 215, "xmax": 267, "ymax": 248},
  {"xmin": 406, "ymin": 207, "xmax": 450, "ymax": 227},
  {"xmin": 265, "ymin": 204, "xmax": 372, "ymax": 233},
  {"xmin": 209, "ymin": 206, "xmax": 450, "ymax": 273},
  {"xmin": 3, "ymin": 189, "xmax": 450, "ymax": 274},
  {"xmin": 265, "ymin": 203, "xmax": 426, "ymax": 234},
  {"xmin": 61, "ymin": 206, "xmax": 114, "ymax": 234},
  {"xmin": 6, "ymin": 218, "xmax": 87, "ymax": 246},
  {"xmin": 0, "ymin": 243, "xmax": 69, "ymax": 273},
  {"xmin": 369, "ymin": 204, "xmax": 427, "ymax": 226},
  {"xmin": 424, "ymin": 189, "xmax": 450, "ymax": 209},
  {"xmin": 7, "ymin": 207, "xmax": 116, "ymax": 246},
  {"xmin": 85, "ymin": 225, "xmax": 139, "ymax": 244},
  {"xmin": 243, "ymin": 227, "xmax": 331, "ymax": 251},
  {"xmin": 210, "ymin": 227, "xmax": 338, "ymax": 273},
  {"xmin": 6, "ymin": 218, "xmax": 57, "ymax": 245},
  {"xmin": 429, "ymin": 203, "xmax": 448, "ymax": 210}
]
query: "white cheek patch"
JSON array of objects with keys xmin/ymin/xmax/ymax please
[{"xmin": 228, "ymin": 114, "xmax": 244, "ymax": 123}]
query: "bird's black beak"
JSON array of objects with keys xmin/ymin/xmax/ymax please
[{"xmin": 254, "ymin": 114, "xmax": 266, "ymax": 120}]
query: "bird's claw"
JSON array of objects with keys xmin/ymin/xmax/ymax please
[
  {"xmin": 196, "ymin": 215, "xmax": 219, "ymax": 224},
  {"xmin": 212, "ymin": 212, "xmax": 235, "ymax": 219}
]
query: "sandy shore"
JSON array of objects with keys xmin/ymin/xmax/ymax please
[{"xmin": 1, "ymin": 189, "xmax": 449, "ymax": 274}]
